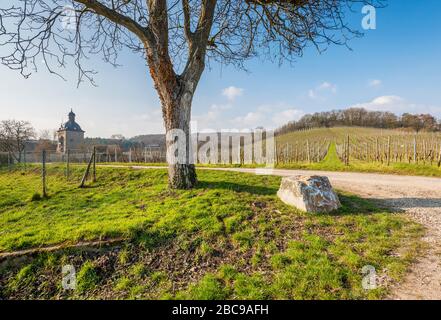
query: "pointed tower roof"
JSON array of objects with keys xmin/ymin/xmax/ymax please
[{"xmin": 59, "ymin": 109, "xmax": 84, "ymax": 132}]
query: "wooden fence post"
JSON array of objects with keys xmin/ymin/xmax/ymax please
[
  {"xmin": 375, "ymin": 137, "xmax": 379, "ymax": 162},
  {"xmin": 437, "ymin": 143, "xmax": 441, "ymax": 167},
  {"xmin": 79, "ymin": 151, "xmax": 95, "ymax": 188},
  {"xmin": 346, "ymin": 135, "xmax": 350, "ymax": 166},
  {"xmin": 306, "ymin": 140, "xmax": 311, "ymax": 164},
  {"xmin": 42, "ymin": 150, "xmax": 47, "ymax": 197},
  {"xmin": 413, "ymin": 135, "xmax": 417, "ymax": 163},
  {"xmin": 93, "ymin": 147, "xmax": 96, "ymax": 183},
  {"xmin": 387, "ymin": 136, "xmax": 391, "ymax": 166},
  {"xmin": 8, "ymin": 152, "xmax": 11, "ymax": 172},
  {"xmin": 66, "ymin": 149, "xmax": 70, "ymax": 180}
]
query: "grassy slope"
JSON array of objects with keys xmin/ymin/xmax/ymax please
[
  {"xmin": 276, "ymin": 127, "xmax": 441, "ymax": 177},
  {"xmin": 276, "ymin": 126, "xmax": 410, "ymax": 144},
  {"xmin": 277, "ymin": 142, "xmax": 441, "ymax": 177},
  {"xmin": 0, "ymin": 166, "xmax": 423, "ymax": 300}
]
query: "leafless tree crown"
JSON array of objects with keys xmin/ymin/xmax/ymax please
[
  {"xmin": 0, "ymin": 120, "xmax": 36, "ymax": 160},
  {"xmin": 0, "ymin": 0, "xmax": 382, "ymax": 85}
]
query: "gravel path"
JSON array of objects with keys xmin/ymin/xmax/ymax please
[
  {"xmin": 128, "ymin": 166, "xmax": 441, "ymax": 299},
  {"xmin": 225, "ymin": 168, "xmax": 441, "ymax": 300}
]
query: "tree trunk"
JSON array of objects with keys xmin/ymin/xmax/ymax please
[{"xmin": 164, "ymin": 84, "xmax": 197, "ymax": 189}]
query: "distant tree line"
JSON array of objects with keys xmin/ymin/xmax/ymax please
[
  {"xmin": 84, "ymin": 134, "xmax": 166, "ymax": 151},
  {"xmin": 276, "ymin": 108, "xmax": 440, "ymax": 135}
]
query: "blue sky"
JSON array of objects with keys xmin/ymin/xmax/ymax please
[{"xmin": 1, "ymin": 0, "xmax": 440, "ymax": 138}]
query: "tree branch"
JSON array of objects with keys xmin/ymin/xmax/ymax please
[
  {"xmin": 182, "ymin": 0, "xmax": 193, "ymax": 42},
  {"xmin": 182, "ymin": 0, "xmax": 216, "ymax": 84},
  {"xmin": 74, "ymin": 0, "xmax": 153, "ymax": 43}
]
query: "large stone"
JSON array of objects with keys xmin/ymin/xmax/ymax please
[{"xmin": 277, "ymin": 175, "xmax": 341, "ymax": 213}]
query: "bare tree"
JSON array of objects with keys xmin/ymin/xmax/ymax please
[
  {"xmin": 39, "ymin": 129, "xmax": 52, "ymax": 140},
  {"xmin": 0, "ymin": 120, "xmax": 36, "ymax": 162},
  {"xmin": 0, "ymin": 0, "xmax": 382, "ymax": 188},
  {"xmin": 110, "ymin": 134, "xmax": 125, "ymax": 140}
]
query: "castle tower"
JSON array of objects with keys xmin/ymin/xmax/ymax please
[{"xmin": 57, "ymin": 109, "xmax": 85, "ymax": 153}]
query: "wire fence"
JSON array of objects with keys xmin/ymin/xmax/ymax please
[
  {"xmin": 0, "ymin": 147, "xmax": 165, "ymax": 199},
  {"xmin": 0, "ymin": 147, "xmax": 166, "ymax": 167}
]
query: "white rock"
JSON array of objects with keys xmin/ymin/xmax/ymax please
[{"xmin": 277, "ymin": 175, "xmax": 341, "ymax": 213}]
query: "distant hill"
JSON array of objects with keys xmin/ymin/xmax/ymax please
[
  {"xmin": 129, "ymin": 134, "xmax": 166, "ymax": 147},
  {"xmin": 276, "ymin": 107, "xmax": 440, "ymax": 136},
  {"xmin": 276, "ymin": 126, "xmax": 410, "ymax": 145},
  {"xmin": 84, "ymin": 134, "xmax": 166, "ymax": 152}
]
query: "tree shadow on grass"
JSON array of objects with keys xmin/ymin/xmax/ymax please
[
  {"xmin": 196, "ymin": 180, "xmax": 278, "ymax": 196},
  {"xmin": 329, "ymin": 193, "xmax": 395, "ymax": 216},
  {"xmin": 366, "ymin": 198, "xmax": 441, "ymax": 210},
  {"xmin": 196, "ymin": 181, "xmax": 395, "ymax": 216},
  {"xmin": 128, "ymin": 222, "xmax": 176, "ymax": 250}
]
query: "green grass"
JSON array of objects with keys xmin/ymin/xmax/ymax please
[
  {"xmin": 0, "ymin": 166, "xmax": 423, "ymax": 300},
  {"xmin": 76, "ymin": 261, "xmax": 101, "ymax": 294}
]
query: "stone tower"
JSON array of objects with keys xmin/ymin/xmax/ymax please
[{"xmin": 57, "ymin": 109, "xmax": 85, "ymax": 153}]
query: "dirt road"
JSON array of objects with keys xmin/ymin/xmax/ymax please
[{"xmin": 130, "ymin": 166, "xmax": 441, "ymax": 299}]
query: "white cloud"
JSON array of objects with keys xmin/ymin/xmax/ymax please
[
  {"xmin": 350, "ymin": 95, "xmax": 407, "ymax": 113},
  {"xmin": 368, "ymin": 79, "xmax": 382, "ymax": 87},
  {"xmin": 232, "ymin": 111, "xmax": 265, "ymax": 127},
  {"xmin": 231, "ymin": 105, "xmax": 304, "ymax": 130},
  {"xmin": 222, "ymin": 86, "xmax": 244, "ymax": 101},
  {"xmin": 194, "ymin": 103, "xmax": 304, "ymax": 131},
  {"xmin": 116, "ymin": 108, "xmax": 164, "ymax": 136},
  {"xmin": 319, "ymin": 82, "xmax": 337, "ymax": 93},
  {"xmin": 209, "ymin": 103, "xmax": 232, "ymax": 111},
  {"xmin": 192, "ymin": 103, "xmax": 234, "ymax": 130},
  {"xmin": 272, "ymin": 109, "xmax": 305, "ymax": 127},
  {"xmin": 348, "ymin": 95, "xmax": 441, "ymax": 117},
  {"xmin": 308, "ymin": 81, "xmax": 337, "ymax": 100}
]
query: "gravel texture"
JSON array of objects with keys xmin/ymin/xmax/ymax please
[{"xmin": 218, "ymin": 167, "xmax": 441, "ymax": 300}]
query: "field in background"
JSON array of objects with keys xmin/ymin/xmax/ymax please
[
  {"xmin": 0, "ymin": 166, "xmax": 423, "ymax": 299},
  {"xmin": 277, "ymin": 127, "xmax": 441, "ymax": 165},
  {"xmin": 95, "ymin": 127, "xmax": 441, "ymax": 178},
  {"xmin": 275, "ymin": 127, "xmax": 441, "ymax": 177},
  {"xmin": 2, "ymin": 126, "xmax": 441, "ymax": 180}
]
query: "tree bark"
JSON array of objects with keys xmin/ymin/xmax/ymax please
[
  {"xmin": 141, "ymin": 0, "xmax": 216, "ymax": 189},
  {"xmin": 163, "ymin": 81, "xmax": 198, "ymax": 189}
]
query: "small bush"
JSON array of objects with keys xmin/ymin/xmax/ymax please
[
  {"xmin": 118, "ymin": 248, "xmax": 130, "ymax": 265},
  {"xmin": 197, "ymin": 241, "xmax": 214, "ymax": 258},
  {"xmin": 114, "ymin": 276, "xmax": 132, "ymax": 292},
  {"xmin": 130, "ymin": 263, "xmax": 148, "ymax": 278},
  {"xmin": 30, "ymin": 192, "xmax": 42, "ymax": 202}
]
